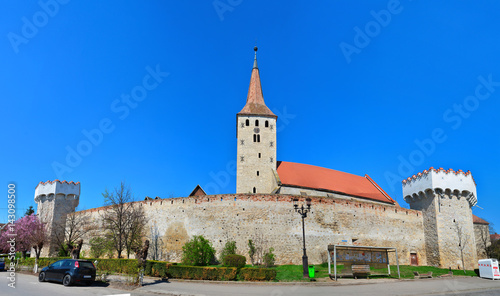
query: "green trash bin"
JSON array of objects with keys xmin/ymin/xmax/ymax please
[{"xmin": 308, "ymin": 265, "xmax": 315, "ymax": 278}]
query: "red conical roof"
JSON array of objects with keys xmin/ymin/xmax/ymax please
[{"xmin": 238, "ymin": 48, "xmax": 277, "ymax": 118}]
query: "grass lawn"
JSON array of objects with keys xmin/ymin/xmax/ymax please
[{"xmin": 275, "ymin": 264, "xmax": 477, "ymax": 281}]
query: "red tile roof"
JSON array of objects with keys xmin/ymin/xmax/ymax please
[
  {"xmin": 402, "ymin": 167, "xmax": 475, "ymax": 185},
  {"xmin": 237, "ymin": 54, "xmax": 276, "ymax": 118},
  {"xmin": 36, "ymin": 180, "xmax": 80, "ymax": 188},
  {"xmin": 473, "ymin": 215, "xmax": 490, "ymax": 225},
  {"xmin": 491, "ymin": 234, "xmax": 500, "ymax": 241},
  {"xmin": 276, "ymin": 161, "xmax": 396, "ymax": 204}
]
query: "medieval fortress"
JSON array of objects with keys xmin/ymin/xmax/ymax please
[{"xmin": 34, "ymin": 48, "xmax": 489, "ymax": 270}]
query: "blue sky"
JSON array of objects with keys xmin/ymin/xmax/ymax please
[{"xmin": 1, "ymin": 1, "xmax": 499, "ymax": 231}]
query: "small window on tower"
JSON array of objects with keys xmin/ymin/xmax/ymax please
[
  {"xmin": 265, "ymin": 121, "xmax": 269, "ymax": 127},
  {"xmin": 253, "ymin": 134, "xmax": 257, "ymax": 142},
  {"xmin": 245, "ymin": 119, "xmax": 249, "ymax": 126},
  {"xmin": 253, "ymin": 187, "xmax": 256, "ymax": 193},
  {"xmin": 257, "ymin": 135, "xmax": 261, "ymax": 142},
  {"xmin": 240, "ymin": 140, "xmax": 244, "ymax": 145},
  {"xmin": 241, "ymin": 122, "xmax": 244, "ymax": 128},
  {"xmin": 240, "ymin": 156, "xmax": 244, "ymax": 162},
  {"xmin": 270, "ymin": 157, "xmax": 273, "ymax": 163},
  {"xmin": 270, "ymin": 141, "xmax": 274, "ymax": 147},
  {"xmin": 258, "ymin": 153, "xmax": 261, "ymax": 158},
  {"xmin": 255, "ymin": 120, "xmax": 259, "ymax": 126},
  {"xmin": 257, "ymin": 171, "xmax": 259, "ymax": 176}
]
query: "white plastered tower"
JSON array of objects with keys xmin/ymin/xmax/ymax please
[
  {"xmin": 403, "ymin": 168, "xmax": 478, "ymax": 270},
  {"xmin": 34, "ymin": 180, "xmax": 80, "ymax": 257},
  {"xmin": 236, "ymin": 47, "xmax": 278, "ymax": 194}
]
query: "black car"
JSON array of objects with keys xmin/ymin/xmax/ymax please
[{"xmin": 38, "ymin": 259, "xmax": 96, "ymax": 286}]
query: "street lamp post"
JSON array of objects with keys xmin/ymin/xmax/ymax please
[{"xmin": 293, "ymin": 197, "xmax": 312, "ymax": 279}]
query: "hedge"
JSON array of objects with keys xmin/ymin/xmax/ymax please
[
  {"xmin": 238, "ymin": 267, "xmax": 277, "ymax": 281},
  {"xmin": 168, "ymin": 265, "xmax": 238, "ymax": 281},
  {"xmin": 14, "ymin": 257, "xmax": 276, "ymax": 281}
]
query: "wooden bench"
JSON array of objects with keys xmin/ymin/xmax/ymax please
[
  {"xmin": 413, "ymin": 271, "xmax": 433, "ymax": 279},
  {"xmin": 352, "ymin": 264, "xmax": 371, "ymax": 279}
]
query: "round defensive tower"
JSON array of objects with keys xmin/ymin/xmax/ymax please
[
  {"xmin": 402, "ymin": 167, "xmax": 478, "ymax": 270},
  {"xmin": 34, "ymin": 180, "xmax": 80, "ymax": 257}
]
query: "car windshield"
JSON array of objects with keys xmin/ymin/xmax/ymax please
[{"xmin": 79, "ymin": 261, "xmax": 94, "ymax": 269}]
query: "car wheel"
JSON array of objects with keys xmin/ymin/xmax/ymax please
[
  {"xmin": 38, "ymin": 271, "xmax": 46, "ymax": 282},
  {"xmin": 63, "ymin": 274, "xmax": 72, "ymax": 286}
]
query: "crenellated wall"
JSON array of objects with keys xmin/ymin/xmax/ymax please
[{"xmin": 75, "ymin": 193, "xmax": 426, "ymax": 266}]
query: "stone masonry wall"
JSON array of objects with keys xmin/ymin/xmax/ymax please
[
  {"xmin": 75, "ymin": 194, "xmax": 426, "ymax": 266},
  {"xmin": 474, "ymin": 223, "xmax": 491, "ymax": 259}
]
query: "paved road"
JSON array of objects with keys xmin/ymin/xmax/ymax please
[{"xmin": 1, "ymin": 272, "xmax": 500, "ymax": 296}]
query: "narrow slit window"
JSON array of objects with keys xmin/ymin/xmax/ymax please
[
  {"xmin": 257, "ymin": 171, "xmax": 259, "ymax": 176},
  {"xmin": 253, "ymin": 187, "xmax": 256, "ymax": 193},
  {"xmin": 258, "ymin": 153, "xmax": 261, "ymax": 158},
  {"xmin": 265, "ymin": 120, "xmax": 269, "ymax": 127},
  {"xmin": 245, "ymin": 119, "xmax": 249, "ymax": 126},
  {"xmin": 255, "ymin": 120, "xmax": 259, "ymax": 126}
]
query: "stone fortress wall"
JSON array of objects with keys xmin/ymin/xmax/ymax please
[{"xmin": 76, "ymin": 193, "xmax": 427, "ymax": 266}]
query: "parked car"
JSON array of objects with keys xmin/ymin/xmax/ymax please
[
  {"xmin": 38, "ymin": 259, "xmax": 96, "ymax": 286},
  {"xmin": 0, "ymin": 258, "xmax": 5, "ymax": 271}
]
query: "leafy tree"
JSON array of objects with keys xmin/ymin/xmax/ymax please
[
  {"xmin": 181, "ymin": 235, "xmax": 215, "ymax": 266},
  {"xmin": 101, "ymin": 182, "xmax": 147, "ymax": 258},
  {"xmin": 24, "ymin": 206, "xmax": 34, "ymax": 216},
  {"xmin": 220, "ymin": 240, "xmax": 237, "ymax": 264},
  {"xmin": 53, "ymin": 209, "xmax": 94, "ymax": 256},
  {"xmin": 89, "ymin": 237, "xmax": 114, "ymax": 258},
  {"xmin": 263, "ymin": 247, "xmax": 275, "ymax": 267},
  {"xmin": 248, "ymin": 239, "xmax": 256, "ymax": 265}
]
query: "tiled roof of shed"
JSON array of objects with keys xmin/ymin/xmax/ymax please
[
  {"xmin": 276, "ymin": 161, "xmax": 396, "ymax": 204},
  {"xmin": 473, "ymin": 215, "xmax": 489, "ymax": 225}
]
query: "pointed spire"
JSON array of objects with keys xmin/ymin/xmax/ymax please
[
  {"xmin": 238, "ymin": 47, "xmax": 277, "ymax": 118},
  {"xmin": 253, "ymin": 46, "xmax": 258, "ymax": 69}
]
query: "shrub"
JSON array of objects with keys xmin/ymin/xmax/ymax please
[
  {"xmin": 223, "ymin": 254, "xmax": 246, "ymax": 268},
  {"xmin": 181, "ymin": 235, "xmax": 215, "ymax": 266},
  {"xmin": 263, "ymin": 247, "xmax": 275, "ymax": 267},
  {"xmin": 220, "ymin": 241, "xmax": 237, "ymax": 262},
  {"xmin": 239, "ymin": 267, "xmax": 277, "ymax": 281},
  {"xmin": 248, "ymin": 239, "xmax": 256, "ymax": 265},
  {"xmin": 89, "ymin": 237, "xmax": 112, "ymax": 258},
  {"xmin": 145, "ymin": 260, "xmax": 170, "ymax": 278},
  {"xmin": 168, "ymin": 265, "xmax": 237, "ymax": 280}
]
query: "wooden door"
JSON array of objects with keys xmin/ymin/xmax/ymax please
[{"xmin": 410, "ymin": 253, "xmax": 418, "ymax": 266}]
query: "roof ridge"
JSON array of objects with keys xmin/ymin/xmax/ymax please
[{"xmin": 365, "ymin": 174, "xmax": 396, "ymax": 204}]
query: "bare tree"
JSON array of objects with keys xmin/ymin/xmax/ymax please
[
  {"xmin": 477, "ymin": 225, "xmax": 492, "ymax": 258},
  {"xmin": 52, "ymin": 206, "xmax": 93, "ymax": 256},
  {"xmin": 455, "ymin": 221, "xmax": 469, "ymax": 274},
  {"xmin": 101, "ymin": 182, "xmax": 146, "ymax": 258},
  {"xmin": 149, "ymin": 224, "xmax": 164, "ymax": 261},
  {"xmin": 124, "ymin": 205, "xmax": 147, "ymax": 258}
]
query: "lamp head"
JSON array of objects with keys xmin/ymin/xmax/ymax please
[
  {"xmin": 293, "ymin": 198, "xmax": 298, "ymax": 209},
  {"xmin": 306, "ymin": 198, "xmax": 312, "ymax": 209}
]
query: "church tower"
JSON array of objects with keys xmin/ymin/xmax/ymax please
[{"xmin": 236, "ymin": 47, "xmax": 278, "ymax": 194}]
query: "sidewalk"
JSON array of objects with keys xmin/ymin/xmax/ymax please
[{"xmin": 130, "ymin": 275, "xmax": 500, "ymax": 296}]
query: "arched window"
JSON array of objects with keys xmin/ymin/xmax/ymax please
[
  {"xmin": 245, "ymin": 119, "xmax": 249, "ymax": 126},
  {"xmin": 253, "ymin": 134, "xmax": 257, "ymax": 142},
  {"xmin": 257, "ymin": 135, "xmax": 260, "ymax": 142},
  {"xmin": 255, "ymin": 120, "xmax": 259, "ymax": 126},
  {"xmin": 253, "ymin": 187, "xmax": 256, "ymax": 193},
  {"xmin": 265, "ymin": 120, "xmax": 269, "ymax": 127}
]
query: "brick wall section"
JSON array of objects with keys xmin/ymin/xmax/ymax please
[{"xmin": 75, "ymin": 193, "xmax": 426, "ymax": 265}]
